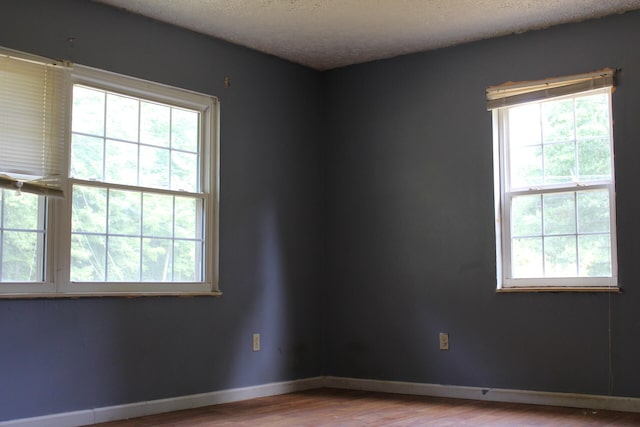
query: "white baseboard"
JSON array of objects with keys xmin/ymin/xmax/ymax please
[
  {"xmin": 0, "ymin": 411, "xmax": 95, "ymax": 427},
  {"xmin": 3, "ymin": 376, "xmax": 640, "ymax": 426},
  {"xmin": 323, "ymin": 376, "xmax": 640, "ymax": 413},
  {"xmin": 0, "ymin": 377, "xmax": 324, "ymax": 427}
]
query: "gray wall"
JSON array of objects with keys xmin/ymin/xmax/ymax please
[
  {"xmin": 323, "ymin": 10, "xmax": 640, "ymax": 397},
  {"xmin": 2, "ymin": 0, "xmax": 640, "ymax": 422},
  {"xmin": 0, "ymin": 0, "xmax": 324, "ymax": 421}
]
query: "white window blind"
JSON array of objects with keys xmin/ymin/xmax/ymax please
[
  {"xmin": 0, "ymin": 50, "xmax": 70, "ymax": 197},
  {"xmin": 486, "ymin": 68, "xmax": 615, "ymax": 110}
]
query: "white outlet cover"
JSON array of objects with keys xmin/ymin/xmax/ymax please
[
  {"xmin": 252, "ymin": 333, "xmax": 260, "ymax": 352},
  {"xmin": 439, "ymin": 333, "xmax": 449, "ymax": 350}
]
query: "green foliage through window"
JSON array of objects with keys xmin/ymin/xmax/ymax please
[
  {"xmin": 500, "ymin": 87, "xmax": 616, "ymax": 285},
  {"xmin": 70, "ymin": 85, "xmax": 205, "ymax": 284}
]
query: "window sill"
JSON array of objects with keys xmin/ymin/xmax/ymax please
[
  {"xmin": 0, "ymin": 291, "xmax": 223, "ymax": 299},
  {"xmin": 497, "ymin": 286, "xmax": 620, "ymax": 293}
]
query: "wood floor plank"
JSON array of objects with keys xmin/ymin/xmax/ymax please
[{"xmin": 92, "ymin": 388, "xmax": 640, "ymax": 426}]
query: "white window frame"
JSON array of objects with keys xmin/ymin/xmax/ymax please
[
  {"xmin": 0, "ymin": 47, "xmax": 220, "ymax": 297},
  {"xmin": 490, "ymin": 72, "xmax": 618, "ymax": 291}
]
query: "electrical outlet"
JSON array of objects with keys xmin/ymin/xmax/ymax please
[
  {"xmin": 253, "ymin": 333, "xmax": 260, "ymax": 352},
  {"xmin": 439, "ymin": 333, "xmax": 449, "ymax": 351}
]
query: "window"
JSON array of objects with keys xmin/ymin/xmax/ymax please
[
  {"xmin": 0, "ymin": 47, "xmax": 219, "ymax": 296},
  {"xmin": 488, "ymin": 69, "xmax": 617, "ymax": 290}
]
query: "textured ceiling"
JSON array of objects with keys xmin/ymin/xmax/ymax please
[{"xmin": 95, "ymin": 0, "xmax": 640, "ymax": 70}]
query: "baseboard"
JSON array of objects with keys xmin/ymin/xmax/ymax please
[
  {"xmin": 0, "ymin": 377, "xmax": 324, "ymax": 427},
  {"xmin": 0, "ymin": 411, "xmax": 95, "ymax": 427},
  {"xmin": 323, "ymin": 376, "xmax": 640, "ymax": 413},
  {"xmin": 3, "ymin": 376, "xmax": 640, "ymax": 426}
]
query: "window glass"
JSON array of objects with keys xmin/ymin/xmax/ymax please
[
  {"xmin": 496, "ymin": 87, "xmax": 616, "ymax": 288},
  {"xmin": 69, "ymin": 84, "xmax": 209, "ymax": 287},
  {"xmin": 0, "ymin": 190, "xmax": 46, "ymax": 282},
  {"xmin": 71, "ymin": 85, "xmax": 201, "ymax": 193}
]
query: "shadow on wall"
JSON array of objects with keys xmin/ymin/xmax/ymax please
[
  {"xmin": 226, "ymin": 201, "xmax": 290, "ymax": 386},
  {"xmin": 85, "ymin": 202, "xmax": 291, "ymax": 408}
]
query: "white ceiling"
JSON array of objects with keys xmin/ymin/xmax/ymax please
[{"xmin": 95, "ymin": 0, "xmax": 640, "ymax": 70}]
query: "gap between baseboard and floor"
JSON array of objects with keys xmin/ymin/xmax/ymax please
[{"xmin": 3, "ymin": 376, "xmax": 640, "ymax": 427}]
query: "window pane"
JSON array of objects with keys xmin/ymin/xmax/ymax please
[
  {"xmin": 2, "ymin": 231, "xmax": 42, "ymax": 282},
  {"xmin": 578, "ymin": 138, "xmax": 611, "ymax": 181},
  {"xmin": 140, "ymin": 101, "xmax": 170, "ymax": 147},
  {"xmin": 171, "ymin": 151, "xmax": 199, "ymax": 192},
  {"xmin": 68, "ymin": 79, "xmax": 212, "ymax": 288},
  {"xmin": 172, "ymin": 108, "xmax": 199, "ymax": 152},
  {"xmin": 142, "ymin": 238, "xmax": 173, "ymax": 281},
  {"xmin": 140, "ymin": 145, "xmax": 170, "ymax": 189},
  {"xmin": 72, "ymin": 186, "xmax": 107, "ymax": 234},
  {"xmin": 143, "ymin": 193, "xmax": 173, "ymax": 237},
  {"xmin": 500, "ymin": 87, "xmax": 615, "ymax": 285},
  {"xmin": 543, "ymin": 192, "xmax": 575, "ymax": 235},
  {"xmin": 576, "ymin": 93, "xmax": 609, "ymax": 139},
  {"xmin": 509, "ymin": 103, "xmax": 541, "ymax": 146},
  {"xmin": 577, "ymin": 190, "xmax": 610, "ymax": 233},
  {"xmin": 0, "ymin": 191, "xmax": 45, "ymax": 282},
  {"xmin": 71, "ymin": 234, "xmax": 106, "ymax": 281},
  {"xmin": 511, "ymin": 195, "xmax": 541, "ymax": 237},
  {"xmin": 71, "ymin": 134, "xmax": 104, "ymax": 180},
  {"xmin": 543, "ymin": 142, "xmax": 575, "ymax": 185},
  {"xmin": 108, "ymin": 189, "xmax": 141, "ymax": 235},
  {"xmin": 175, "ymin": 197, "xmax": 198, "ymax": 239},
  {"xmin": 107, "ymin": 236, "xmax": 140, "ymax": 281},
  {"xmin": 542, "ymin": 98, "xmax": 574, "ymax": 143},
  {"xmin": 72, "ymin": 87, "xmax": 204, "ymax": 192},
  {"xmin": 105, "ymin": 140, "xmax": 138, "ymax": 185},
  {"xmin": 4, "ymin": 190, "xmax": 40, "ymax": 230},
  {"xmin": 544, "ymin": 235, "xmax": 577, "ymax": 277},
  {"xmin": 106, "ymin": 93, "xmax": 139, "ymax": 142},
  {"xmin": 73, "ymin": 86, "xmax": 105, "ymax": 136},
  {"xmin": 174, "ymin": 240, "xmax": 201, "ymax": 281},
  {"xmin": 512, "ymin": 237, "xmax": 543, "ymax": 278},
  {"xmin": 510, "ymin": 145, "xmax": 543, "ymax": 188},
  {"xmin": 578, "ymin": 234, "xmax": 611, "ymax": 277}
]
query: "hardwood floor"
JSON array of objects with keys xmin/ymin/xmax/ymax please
[{"xmin": 93, "ymin": 388, "xmax": 640, "ymax": 426}]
